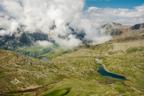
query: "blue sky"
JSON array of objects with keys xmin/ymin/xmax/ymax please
[{"xmin": 85, "ymin": 0, "xmax": 144, "ymax": 9}]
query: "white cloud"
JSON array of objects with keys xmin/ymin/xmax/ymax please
[
  {"xmin": 0, "ymin": 0, "xmax": 84, "ymax": 33},
  {"xmin": 0, "ymin": 0, "xmax": 143, "ymax": 49},
  {"xmin": 0, "ymin": 30, "xmax": 9, "ymax": 36},
  {"xmin": 86, "ymin": 5, "xmax": 144, "ymax": 25},
  {"xmin": 36, "ymin": 40, "xmax": 53, "ymax": 47},
  {"xmin": 55, "ymin": 35, "xmax": 82, "ymax": 49}
]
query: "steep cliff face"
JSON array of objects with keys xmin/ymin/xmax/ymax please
[
  {"xmin": 0, "ymin": 32, "xmax": 49, "ymax": 50},
  {"xmin": 100, "ymin": 22, "xmax": 124, "ymax": 36},
  {"xmin": 101, "ymin": 22, "xmax": 144, "ymax": 35},
  {"xmin": 131, "ymin": 23, "xmax": 144, "ymax": 30},
  {"xmin": 99, "ymin": 22, "xmax": 144, "ymax": 42}
]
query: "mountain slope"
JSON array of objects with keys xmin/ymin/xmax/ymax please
[
  {"xmin": 1, "ymin": 38, "xmax": 144, "ymax": 96},
  {"xmin": 44, "ymin": 40, "xmax": 144, "ymax": 96},
  {"xmin": 131, "ymin": 23, "xmax": 144, "ymax": 30},
  {"xmin": 0, "ymin": 49, "xmax": 63, "ymax": 95},
  {"xmin": 0, "ymin": 22, "xmax": 144, "ymax": 59},
  {"xmin": 0, "ymin": 22, "xmax": 144, "ymax": 96}
]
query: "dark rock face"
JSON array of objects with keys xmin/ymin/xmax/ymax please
[
  {"xmin": 101, "ymin": 22, "xmax": 144, "ymax": 36},
  {"xmin": 68, "ymin": 26, "xmax": 87, "ymax": 40},
  {"xmin": 0, "ymin": 23, "xmax": 88, "ymax": 50},
  {"xmin": 19, "ymin": 32, "xmax": 49, "ymax": 45},
  {"xmin": 0, "ymin": 35, "xmax": 20, "ymax": 50},
  {"xmin": 0, "ymin": 31, "xmax": 49, "ymax": 50},
  {"xmin": 1, "ymin": 22, "xmax": 144, "ymax": 51},
  {"xmin": 110, "ymin": 29, "xmax": 122, "ymax": 36},
  {"xmin": 68, "ymin": 26, "xmax": 91, "ymax": 46},
  {"xmin": 131, "ymin": 23, "xmax": 144, "ymax": 30},
  {"xmin": 30, "ymin": 32, "xmax": 48, "ymax": 41},
  {"xmin": 100, "ymin": 22, "xmax": 123, "ymax": 36},
  {"xmin": 19, "ymin": 33, "xmax": 34, "ymax": 46}
]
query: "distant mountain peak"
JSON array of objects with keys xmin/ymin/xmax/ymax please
[
  {"xmin": 131, "ymin": 23, "xmax": 144, "ymax": 30},
  {"xmin": 101, "ymin": 22, "xmax": 123, "ymax": 29}
]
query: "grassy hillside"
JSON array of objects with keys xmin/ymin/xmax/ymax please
[
  {"xmin": 0, "ymin": 39, "xmax": 144, "ymax": 96},
  {"xmin": 43, "ymin": 40, "xmax": 144, "ymax": 96},
  {"xmin": 0, "ymin": 49, "xmax": 64, "ymax": 95}
]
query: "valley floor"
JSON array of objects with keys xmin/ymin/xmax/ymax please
[{"xmin": 0, "ymin": 39, "xmax": 144, "ymax": 96}]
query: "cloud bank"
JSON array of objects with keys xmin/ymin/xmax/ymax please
[
  {"xmin": 86, "ymin": 5, "xmax": 144, "ymax": 25},
  {"xmin": 0, "ymin": 0, "xmax": 143, "ymax": 49}
]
